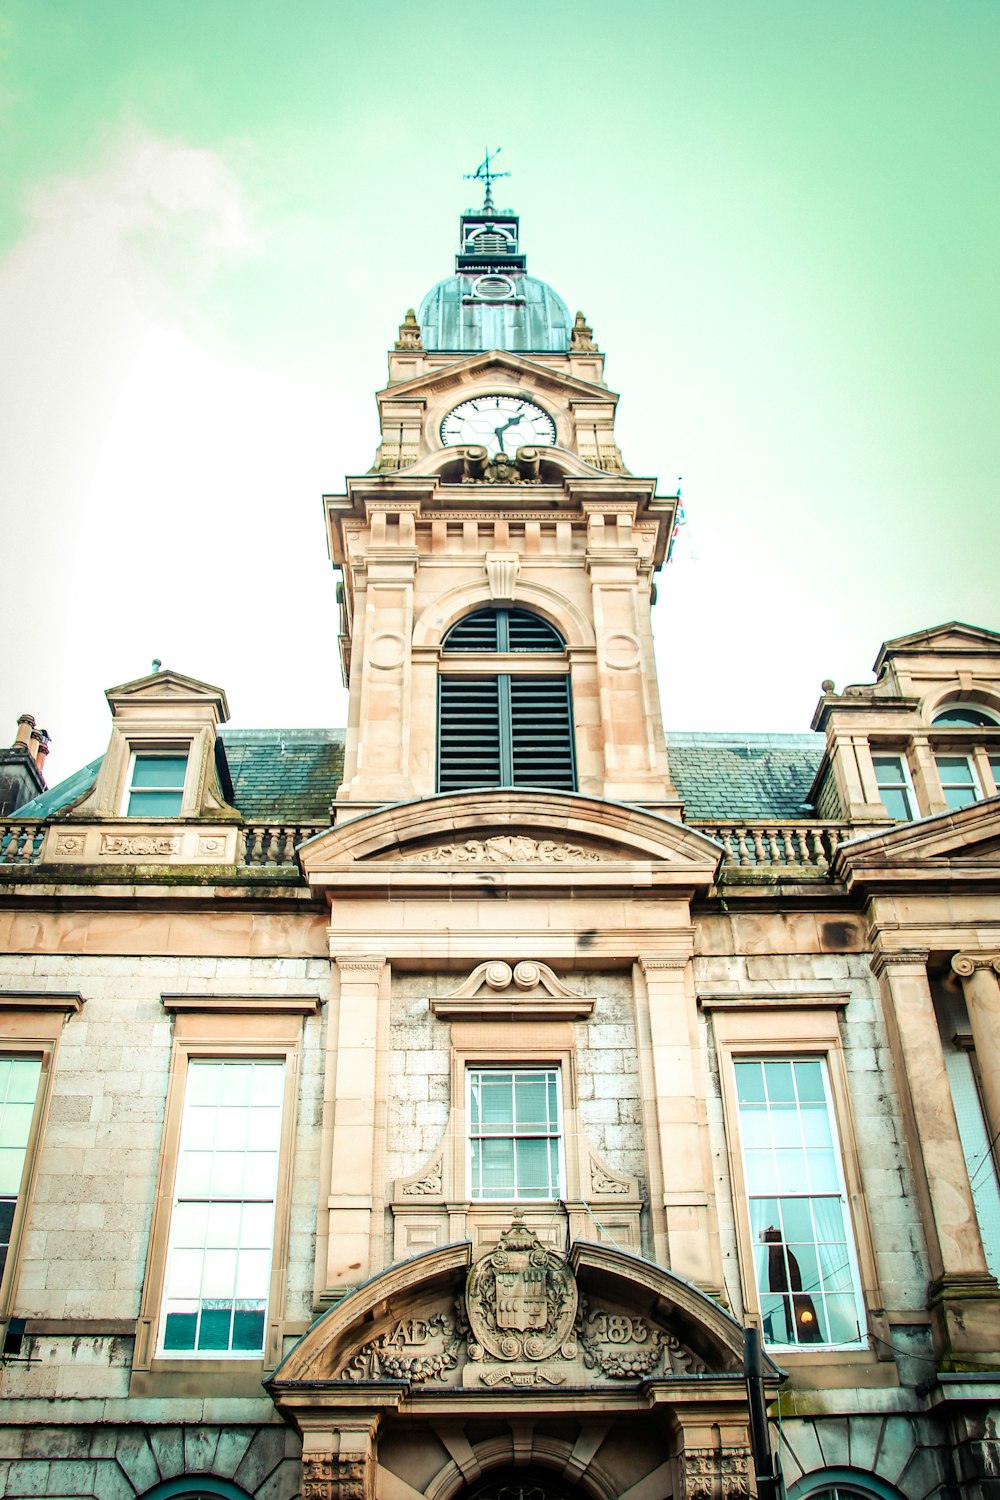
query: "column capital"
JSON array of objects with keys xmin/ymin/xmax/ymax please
[
  {"xmin": 335, "ymin": 956, "xmax": 387, "ymax": 977},
  {"xmin": 639, "ymin": 955, "xmax": 691, "ymax": 976},
  {"xmin": 952, "ymin": 952, "xmax": 1000, "ymax": 979},
  {"xmin": 680, "ymin": 1445, "xmax": 752, "ymax": 1500},
  {"xmin": 869, "ymin": 947, "xmax": 930, "ymax": 979}
]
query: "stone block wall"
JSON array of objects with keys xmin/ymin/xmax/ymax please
[{"xmin": 0, "ymin": 953, "xmax": 329, "ymax": 1397}]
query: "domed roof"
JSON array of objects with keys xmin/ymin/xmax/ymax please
[
  {"xmin": 419, "ymin": 273, "xmax": 571, "ymax": 354},
  {"xmin": 417, "ymin": 202, "xmax": 572, "ymax": 353}
]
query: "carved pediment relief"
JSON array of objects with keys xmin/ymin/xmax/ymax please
[
  {"xmin": 269, "ymin": 1227, "xmax": 746, "ymax": 1398},
  {"xmin": 429, "ymin": 960, "xmax": 595, "ymax": 1021},
  {"xmin": 299, "ymin": 790, "xmax": 723, "ymax": 888}
]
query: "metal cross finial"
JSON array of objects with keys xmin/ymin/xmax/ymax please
[{"xmin": 464, "ymin": 147, "xmax": 510, "ymax": 212}]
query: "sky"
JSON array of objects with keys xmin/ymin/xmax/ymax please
[{"xmin": 1, "ymin": 1, "xmax": 998, "ymax": 786}]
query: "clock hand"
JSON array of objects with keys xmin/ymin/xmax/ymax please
[{"xmin": 493, "ymin": 415, "xmax": 522, "ymax": 450}]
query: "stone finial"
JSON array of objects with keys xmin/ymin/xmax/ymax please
[
  {"xmin": 571, "ymin": 310, "xmax": 598, "ymax": 351},
  {"xmin": 394, "ymin": 308, "xmax": 423, "ymax": 350},
  {"xmin": 821, "ymin": 679, "xmax": 836, "ymax": 694}
]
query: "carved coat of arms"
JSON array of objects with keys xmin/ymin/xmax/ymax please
[{"xmin": 465, "ymin": 1217, "xmax": 578, "ymax": 1363}]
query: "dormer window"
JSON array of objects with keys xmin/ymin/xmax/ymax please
[{"xmin": 123, "ymin": 751, "xmax": 189, "ymax": 817}]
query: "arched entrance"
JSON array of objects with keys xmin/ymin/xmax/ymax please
[
  {"xmin": 268, "ymin": 1226, "xmax": 778, "ymax": 1500},
  {"xmin": 461, "ymin": 1468, "xmax": 594, "ymax": 1500}
]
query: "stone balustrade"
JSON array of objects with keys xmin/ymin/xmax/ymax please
[
  {"xmin": 0, "ymin": 822, "xmax": 45, "ymax": 865},
  {"xmin": 1, "ymin": 817, "xmax": 851, "ymax": 872},
  {"xmin": 240, "ymin": 823, "xmax": 325, "ymax": 866},
  {"xmin": 689, "ymin": 819, "xmax": 849, "ymax": 870}
]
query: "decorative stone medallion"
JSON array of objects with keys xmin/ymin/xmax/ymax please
[{"xmin": 466, "ymin": 1216, "xmax": 578, "ymax": 1364}]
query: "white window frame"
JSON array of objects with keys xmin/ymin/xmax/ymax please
[
  {"xmin": 731, "ymin": 1054, "xmax": 867, "ymax": 1352},
  {"xmin": 0, "ymin": 1054, "xmax": 45, "ymax": 1294},
  {"xmin": 466, "ymin": 1066, "xmax": 565, "ymax": 1202},
  {"xmin": 121, "ymin": 748, "xmax": 190, "ymax": 818},
  {"xmin": 871, "ymin": 752, "xmax": 916, "ymax": 821},
  {"xmin": 934, "ymin": 752, "xmax": 982, "ymax": 811},
  {"xmin": 157, "ymin": 1057, "xmax": 285, "ymax": 1359}
]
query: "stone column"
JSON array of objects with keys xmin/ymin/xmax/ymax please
[
  {"xmin": 323, "ymin": 955, "xmax": 387, "ymax": 1297},
  {"xmin": 872, "ymin": 947, "xmax": 1000, "ymax": 1367},
  {"xmin": 638, "ymin": 955, "xmax": 723, "ymax": 1294},
  {"xmin": 300, "ymin": 1418, "xmax": 381, "ymax": 1500},
  {"xmin": 952, "ymin": 953, "xmax": 1000, "ymax": 1159}
]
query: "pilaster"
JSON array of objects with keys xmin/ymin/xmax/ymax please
[
  {"xmin": 871, "ymin": 946, "xmax": 1000, "ymax": 1368},
  {"xmin": 585, "ymin": 501, "xmax": 675, "ymax": 803},
  {"xmin": 637, "ymin": 951, "xmax": 723, "ymax": 1294},
  {"xmin": 951, "ymin": 953, "xmax": 1000, "ymax": 1161},
  {"xmin": 323, "ymin": 955, "xmax": 388, "ymax": 1297}
]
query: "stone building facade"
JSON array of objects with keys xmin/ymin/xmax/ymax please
[{"xmin": 1, "ymin": 195, "xmax": 999, "ymax": 1500}]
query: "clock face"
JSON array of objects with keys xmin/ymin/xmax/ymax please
[{"xmin": 440, "ymin": 395, "xmax": 557, "ymax": 458}]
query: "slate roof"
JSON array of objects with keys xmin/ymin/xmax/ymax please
[
  {"xmin": 665, "ymin": 733, "xmax": 824, "ymax": 820},
  {"xmin": 13, "ymin": 757, "xmax": 103, "ymax": 821},
  {"xmin": 11, "ymin": 730, "xmax": 824, "ymax": 825},
  {"xmin": 220, "ymin": 729, "xmax": 344, "ymax": 822}
]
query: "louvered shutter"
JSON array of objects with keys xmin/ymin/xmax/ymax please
[
  {"xmin": 508, "ymin": 676, "xmax": 576, "ymax": 790},
  {"xmin": 438, "ymin": 677, "xmax": 502, "ymax": 791},
  {"xmin": 443, "ymin": 608, "xmax": 564, "ymax": 654},
  {"xmin": 437, "ymin": 676, "xmax": 576, "ymax": 792}
]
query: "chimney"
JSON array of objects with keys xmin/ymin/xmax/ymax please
[
  {"xmin": 13, "ymin": 714, "xmax": 35, "ymax": 748},
  {"xmin": 0, "ymin": 714, "xmax": 48, "ymax": 814},
  {"xmin": 33, "ymin": 729, "xmax": 51, "ymax": 775}
]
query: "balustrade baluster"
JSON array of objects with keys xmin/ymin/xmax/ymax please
[
  {"xmin": 247, "ymin": 826, "xmax": 264, "ymax": 864},
  {"xmin": 735, "ymin": 827, "xmax": 751, "ymax": 866},
  {"xmin": 811, "ymin": 829, "xmax": 829, "ymax": 867},
  {"xmin": 766, "ymin": 829, "xmax": 782, "ymax": 863},
  {"xmin": 751, "ymin": 829, "xmax": 766, "ymax": 864}
]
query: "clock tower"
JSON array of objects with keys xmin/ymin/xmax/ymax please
[{"xmin": 325, "ymin": 188, "xmax": 682, "ymax": 814}]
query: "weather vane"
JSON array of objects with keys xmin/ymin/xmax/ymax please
[{"xmin": 464, "ymin": 147, "xmax": 510, "ymax": 212}]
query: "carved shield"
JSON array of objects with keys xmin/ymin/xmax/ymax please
[{"xmin": 466, "ymin": 1218, "xmax": 578, "ymax": 1362}]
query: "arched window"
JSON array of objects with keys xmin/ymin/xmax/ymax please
[
  {"xmin": 787, "ymin": 1469, "xmax": 905, "ymax": 1500},
  {"xmin": 139, "ymin": 1481, "xmax": 253, "ymax": 1500},
  {"xmin": 438, "ymin": 607, "xmax": 576, "ymax": 794},
  {"xmin": 932, "ymin": 703, "xmax": 999, "ymax": 727}
]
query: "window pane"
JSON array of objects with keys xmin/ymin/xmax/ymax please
[
  {"xmin": 197, "ymin": 1304, "xmax": 233, "ymax": 1350},
  {"xmin": 735, "ymin": 1061, "xmax": 766, "ymax": 1103},
  {"xmin": 763, "ymin": 1060, "xmax": 795, "ymax": 1102},
  {"xmin": 232, "ymin": 1306, "xmax": 266, "ymax": 1351},
  {"xmin": 131, "ymin": 755, "xmax": 187, "ymax": 788},
  {"xmin": 162, "ymin": 1308, "xmax": 198, "ymax": 1351},
  {"xmin": 881, "ymin": 786, "xmax": 912, "ymax": 820},
  {"xmin": 127, "ymin": 788, "xmax": 183, "ymax": 817}
]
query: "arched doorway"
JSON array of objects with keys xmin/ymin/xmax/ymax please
[{"xmin": 461, "ymin": 1468, "xmax": 596, "ymax": 1500}]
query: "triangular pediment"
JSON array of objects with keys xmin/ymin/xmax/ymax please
[
  {"xmin": 105, "ymin": 668, "xmax": 229, "ymax": 719},
  {"xmin": 834, "ymin": 796, "xmax": 1000, "ymax": 886},
  {"xmin": 298, "ymin": 790, "xmax": 722, "ymax": 890},
  {"xmin": 874, "ymin": 620, "xmax": 1000, "ymax": 672},
  {"xmin": 378, "ymin": 348, "xmax": 616, "ymax": 406}
]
